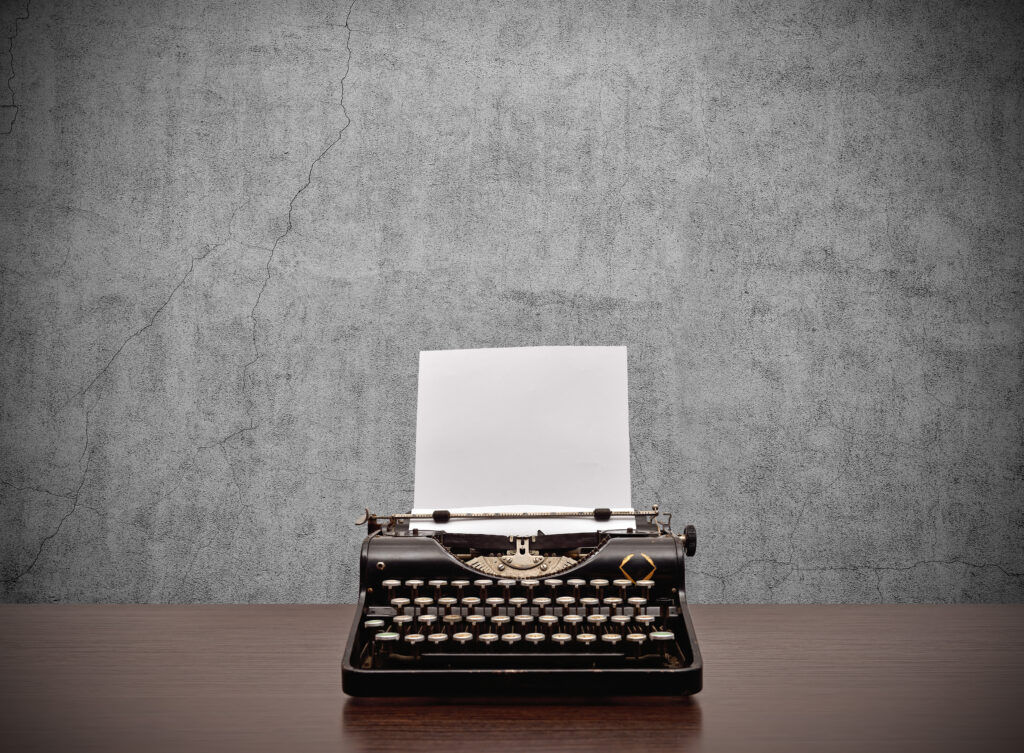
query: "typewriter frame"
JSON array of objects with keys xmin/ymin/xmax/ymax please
[{"xmin": 342, "ymin": 509, "xmax": 702, "ymax": 697}]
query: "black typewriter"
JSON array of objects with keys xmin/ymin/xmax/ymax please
[{"xmin": 341, "ymin": 506, "xmax": 702, "ymax": 696}]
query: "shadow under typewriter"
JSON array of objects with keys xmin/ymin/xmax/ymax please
[{"xmin": 342, "ymin": 508, "xmax": 702, "ymax": 696}]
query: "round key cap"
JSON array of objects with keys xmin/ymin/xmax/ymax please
[
  {"xmin": 589, "ymin": 578, "xmax": 609, "ymax": 588},
  {"xmin": 551, "ymin": 632, "xmax": 572, "ymax": 646},
  {"xmin": 466, "ymin": 614, "xmax": 486, "ymax": 626},
  {"xmin": 611, "ymin": 614, "xmax": 631, "ymax": 627},
  {"xmin": 650, "ymin": 630, "xmax": 675, "ymax": 642},
  {"xmin": 438, "ymin": 597, "xmax": 458, "ymax": 610},
  {"xmin": 576, "ymin": 632, "xmax": 597, "ymax": 645},
  {"xmin": 538, "ymin": 614, "xmax": 558, "ymax": 628},
  {"xmin": 442, "ymin": 614, "xmax": 461, "ymax": 626},
  {"xmin": 601, "ymin": 633, "xmax": 622, "ymax": 645},
  {"xmin": 453, "ymin": 631, "xmax": 473, "ymax": 645},
  {"xmin": 580, "ymin": 597, "xmax": 600, "ymax": 610},
  {"xmin": 501, "ymin": 632, "xmax": 522, "ymax": 645},
  {"xmin": 514, "ymin": 614, "xmax": 534, "ymax": 626},
  {"xmin": 508, "ymin": 597, "xmax": 528, "ymax": 609},
  {"xmin": 525, "ymin": 632, "xmax": 545, "ymax": 645},
  {"xmin": 586, "ymin": 614, "xmax": 607, "ymax": 626},
  {"xmin": 473, "ymin": 579, "xmax": 493, "ymax": 588},
  {"xmin": 485, "ymin": 597, "xmax": 505, "ymax": 611},
  {"xmin": 497, "ymin": 579, "xmax": 516, "ymax": 588},
  {"xmin": 555, "ymin": 596, "xmax": 575, "ymax": 608},
  {"xmin": 532, "ymin": 597, "xmax": 552, "ymax": 609},
  {"xmin": 381, "ymin": 579, "xmax": 401, "ymax": 589},
  {"xmin": 626, "ymin": 633, "xmax": 647, "ymax": 644},
  {"xmin": 461, "ymin": 596, "xmax": 481, "ymax": 608},
  {"xmin": 428, "ymin": 579, "xmax": 447, "ymax": 588},
  {"xmin": 520, "ymin": 579, "xmax": 540, "ymax": 588},
  {"xmin": 393, "ymin": 614, "xmax": 413, "ymax": 626},
  {"xmin": 564, "ymin": 614, "xmax": 583, "ymax": 629},
  {"xmin": 613, "ymin": 579, "xmax": 632, "ymax": 589},
  {"xmin": 364, "ymin": 619, "xmax": 385, "ymax": 630},
  {"xmin": 428, "ymin": 633, "xmax": 448, "ymax": 645},
  {"xmin": 628, "ymin": 597, "xmax": 647, "ymax": 613},
  {"xmin": 404, "ymin": 633, "xmax": 425, "ymax": 644},
  {"xmin": 391, "ymin": 597, "xmax": 410, "ymax": 610},
  {"xmin": 491, "ymin": 615, "xmax": 511, "ymax": 628},
  {"xmin": 636, "ymin": 579, "xmax": 655, "ymax": 590},
  {"xmin": 413, "ymin": 597, "xmax": 434, "ymax": 609},
  {"xmin": 603, "ymin": 597, "xmax": 623, "ymax": 609},
  {"xmin": 543, "ymin": 579, "xmax": 564, "ymax": 588},
  {"xmin": 374, "ymin": 631, "xmax": 399, "ymax": 642},
  {"xmin": 479, "ymin": 632, "xmax": 499, "ymax": 646},
  {"xmin": 567, "ymin": 578, "xmax": 586, "ymax": 587},
  {"xmin": 417, "ymin": 614, "xmax": 437, "ymax": 626},
  {"xmin": 405, "ymin": 579, "xmax": 424, "ymax": 588},
  {"xmin": 451, "ymin": 580, "xmax": 470, "ymax": 588},
  {"xmin": 635, "ymin": 614, "xmax": 656, "ymax": 627}
]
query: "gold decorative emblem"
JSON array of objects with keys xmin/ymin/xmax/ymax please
[{"xmin": 619, "ymin": 552, "xmax": 656, "ymax": 583}]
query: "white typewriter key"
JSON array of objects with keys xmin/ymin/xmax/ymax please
[
  {"xmin": 611, "ymin": 614, "xmax": 631, "ymax": 628},
  {"xmin": 417, "ymin": 614, "xmax": 437, "ymax": 627},
  {"xmin": 567, "ymin": 579, "xmax": 586, "ymax": 597},
  {"xmin": 586, "ymin": 614, "xmax": 608, "ymax": 626},
  {"xmin": 485, "ymin": 596, "xmax": 505, "ymax": 613},
  {"xmin": 538, "ymin": 614, "xmax": 559, "ymax": 632},
  {"xmin": 627, "ymin": 597, "xmax": 648, "ymax": 614},
  {"xmin": 603, "ymin": 596, "xmax": 623, "ymax": 610},
  {"xmin": 635, "ymin": 614, "xmax": 656, "ymax": 628},
  {"xmin": 374, "ymin": 631, "xmax": 400, "ymax": 642},
  {"xmin": 451, "ymin": 579, "xmax": 470, "ymax": 591},
  {"xmin": 563, "ymin": 614, "xmax": 583, "ymax": 633},
  {"xmin": 381, "ymin": 579, "xmax": 401, "ymax": 597},
  {"xmin": 650, "ymin": 630, "xmax": 675, "ymax": 642},
  {"xmin": 626, "ymin": 632, "xmax": 647, "ymax": 656},
  {"xmin": 589, "ymin": 578, "xmax": 609, "ymax": 589},
  {"xmin": 442, "ymin": 614, "xmax": 461, "ymax": 628},
  {"xmin": 479, "ymin": 632, "xmax": 499, "ymax": 647},
  {"xmin": 438, "ymin": 596, "xmax": 458, "ymax": 611},
  {"xmin": 364, "ymin": 619, "xmax": 385, "ymax": 630},
  {"xmin": 461, "ymin": 596, "xmax": 481, "ymax": 610},
  {"xmin": 403, "ymin": 632, "xmax": 425, "ymax": 656},
  {"xmin": 413, "ymin": 596, "xmax": 434, "ymax": 610},
  {"xmin": 466, "ymin": 614, "xmax": 486, "ymax": 632},
  {"xmin": 428, "ymin": 632, "xmax": 448, "ymax": 646},
  {"xmin": 428, "ymin": 579, "xmax": 447, "ymax": 588},
  {"xmin": 501, "ymin": 632, "xmax": 522, "ymax": 646},
  {"xmin": 525, "ymin": 632, "xmax": 545, "ymax": 646},
  {"xmin": 613, "ymin": 579, "xmax": 632, "ymax": 598},
  {"xmin": 555, "ymin": 595, "xmax": 576, "ymax": 609},
  {"xmin": 405, "ymin": 579, "xmax": 424, "ymax": 597},
  {"xmin": 552, "ymin": 632, "xmax": 572, "ymax": 647},
  {"xmin": 576, "ymin": 632, "xmax": 597, "ymax": 646},
  {"xmin": 497, "ymin": 578, "xmax": 516, "ymax": 588},
  {"xmin": 580, "ymin": 597, "xmax": 600, "ymax": 613},
  {"xmin": 508, "ymin": 596, "xmax": 528, "ymax": 610},
  {"xmin": 393, "ymin": 614, "xmax": 413, "ymax": 633},
  {"xmin": 532, "ymin": 597, "xmax": 552, "ymax": 610},
  {"xmin": 391, "ymin": 597, "xmax": 410, "ymax": 611},
  {"xmin": 520, "ymin": 579, "xmax": 540, "ymax": 592},
  {"xmin": 543, "ymin": 578, "xmax": 564, "ymax": 590},
  {"xmin": 491, "ymin": 615, "xmax": 511, "ymax": 631},
  {"xmin": 453, "ymin": 631, "xmax": 473, "ymax": 646},
  {"xmin": 601, "ymin": 633, "xmax": 622, "ymax": 646},
  {"xmin": 473, "ymin": 579, "xmax": 493, "ymax": 588},
  {"xmin": 514, "ymin": 614, "xmax": 534, "ymax": 627},
  {"xmin": 636, "ymin": 579, "xmax": 655, "ymax": 590}
]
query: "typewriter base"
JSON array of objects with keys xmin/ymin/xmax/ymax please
[{"xmin": 342, "ymin": 598, "xmax": 703, "ymax": 697}]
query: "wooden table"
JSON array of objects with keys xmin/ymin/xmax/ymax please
[{"xmin": 1, "ymin": 605, "xmax": 1021, "ymax": 752}]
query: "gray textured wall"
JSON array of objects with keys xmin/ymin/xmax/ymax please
[{"xmin": 1, "ymin": 0, "xmax": 1021, "ymax": 604}]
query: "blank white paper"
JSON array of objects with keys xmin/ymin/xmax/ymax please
[{"xmin": 412, "ymin": 346, "xmax": 633, "ymax": 535}]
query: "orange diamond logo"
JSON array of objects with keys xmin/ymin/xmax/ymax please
[{"xmin": 618, "ymin": 552, "xmax": 656, "ymax": 583}]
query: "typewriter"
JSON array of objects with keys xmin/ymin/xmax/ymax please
[{"xmin": 341, "ymin": 505, "xmax": 702, "ymax": 696}]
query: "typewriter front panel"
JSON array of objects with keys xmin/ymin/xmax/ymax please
[{"xmin": 342, "ymin": 532, "xmax": 702, "ymax": 696}]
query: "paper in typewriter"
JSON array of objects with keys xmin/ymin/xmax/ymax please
[{"xmin": 412, "ymin": 346, "xmax": 632, "ymax": 535}]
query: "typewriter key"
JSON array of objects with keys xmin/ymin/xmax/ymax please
[
  {"xmin": 485, "ymin": 596, "xmax": 505, "ymax": 614},
  {"xmin": 413, "ymin": 596, "xmax": 434, "ymax": 610},
  {"xmin": 580, "ymin": 596, "xmax": 600, "ymax": 614},
  {"xmin": 437, "ymin": 596, "xmax": 458, "ymax": 612},
  {"xmin": 611, "ymin": 614, "xmax": 631, "ymax": 630},
  {"xmin": 497, "ymin": 579, "xmax": 516, "ymax": 599},
  {"xmin": 543, "ymin": 578, "xmax": 564, "ymax": 594},
  {"xmin": 473, "ymin": 579, "xmax": 493, "ymax": 597},
  {"xmin": 551, "ymin": 632, "xmax": 572, "ymax": 647},
  {"xmin": 627, "ymin": 597, "xmax": 648, "ymax": 615},
  {"xmin": 576, "ymin": 632, "xmax": 597, "ymax": 647},
  {"xmin": 491, "ymin": 614, "xmax": 511, "ymax": 627},
  {"xmin": 525, "ymin": 632, "xmax": 545, "ymax": 646},
  {"xmin": 626, "ymin": 632, "xmax": 647, "ymax": 657},
  {"xmin": 393, "ymin": 614, "xmax": 413, "ymax": 634},
  {"xmin": 514, "ymin": 614, "xmax": 534, "ymax": 627},
  {"xmin": 461, "ymin": 596, "xmax": 481, "ymax": 611},
  {"xmin": 442, "ymin": 614, "xmax": 461, "ymax": 630},
  {"xmin": 501, "ymin": 632, "xmax": 522, "ymax": 647},
  {"xmin": 382, "ymin": 579, "xmax": 401, "ymax": 600},
  {"xmin": 613, "ymin": 579, "xmax": 632, "ymax": 599},
  {"xmin": 636, "ymin": 579, "xmax": 655, "ymax": 591},
  {"xmin": 563, "ymin": 614, "xmax": 583, "ymax": 634},
  {"xmin": 479, "ymin": 632, "xmax": 499, "ymax": 647},
  {"xmin": 428, "ymin": 579, "xmax": 447, "ymax": 593},
  {"xmin": 404, "ymin": 579, "xmax": 424, "ymax": 598},
  {"xmin": 391, "ymin": 597, "xmax": 410, "ymax": 612},
  {"xmin": 601, "ymin": 633, "xmax": 622, "ymax": 647},
  {"xmin": 403, "ymin": 632, "xmax": 425, "ymax": 657},
  {"xmin": 538, "ymin": 614, "xmax": 558, "ymax": 633},
  {"xmin": 532, "ymin": 596, "xmax": 552, "ymax": 610},
  {"xmin": 567, "ymin": 578, "xmax": 586, "ymax": 598},
  {"xmin": 650, "ymin": 630, "xmax": 675, "ymax": 659},
  {"xmin": 635, "ymin": 614, "xmax": 656, "ymax": 628},
  {"xmin": 373, "ymin": 631, "xmax": 400, "ymax": 665},
  {"xmin": 555, "ymin": 595, "xmax": 576, "ymax": 610},
  {"xmin": 603, "ymin": 596, "xmax": 623, "ymax": 611},
  {"xmin": 586, "ymin": 613, "xmax": 608, "ymax": 627},
  {"xmin": 466, "ymin": 614, "xmax": 486, "ymax": 633},
  {"xmin": 520, "ymin": 579, "xmax": 540, "ymax": 598},
  {"xmin": 508, "ymin": 596, "xmax": 528, "ymax": 610},
  {"xmin": 364, "ymin": 619, "xmax": 385, "ymax": 630},
  {"xmin": 417, "ymin": 614, "xmax": 437, "ymax": 627},
  {"xmin": 453, "ymin": 631, "xmax": 473, "ymax": 646},
  {"xmin": 450, "ymin": 579, "xmax": 470, "ymax": 597},
  {"xmin": 428, "ymin": 632, "xmax": 448, "ymax": 646},
  {"xmin": 374, "ymin": 631, "xmax": 400, "ymax": 642},
  {"xmin": 589, "ymin": 578, "xmax": 609, "ymax": 592}
]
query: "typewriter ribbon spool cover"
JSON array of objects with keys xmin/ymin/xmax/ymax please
[{"xmin": 342, "ymin": 346, "xmax": 702, "ymax": 696}]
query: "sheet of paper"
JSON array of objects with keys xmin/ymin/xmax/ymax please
[{"xmin": 412, "ymin": 346, "xmax": 632, "ymax": 535}]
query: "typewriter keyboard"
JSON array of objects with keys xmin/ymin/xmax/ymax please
[{"xmin": 358, "ymin": 577, "xmax": 690, "ymax": 669}]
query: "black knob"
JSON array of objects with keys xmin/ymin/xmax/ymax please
[{"xmin": 683, "ymin": 524, "xmax": 697, "ymax": 556}]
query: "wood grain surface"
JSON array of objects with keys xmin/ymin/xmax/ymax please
[{"xmin": 1, "ymin": 605, "xmax": 1021, "ymax": 752}]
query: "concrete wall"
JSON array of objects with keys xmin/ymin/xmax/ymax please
[{"xmin": 1, "ymin": 0, "xmax": 1021, "ymax": 603}]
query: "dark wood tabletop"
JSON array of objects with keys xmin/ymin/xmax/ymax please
[{"xmin": 1, "ymin": 604, "xmax": 1021, "ymax": 752}]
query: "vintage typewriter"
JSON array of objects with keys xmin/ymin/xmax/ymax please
[{"xmin": 341, "ymin": 505, "xmax": 701, "ymax": 696}]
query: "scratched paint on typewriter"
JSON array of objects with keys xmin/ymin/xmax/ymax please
[{"xmin": 342, "ymin": 346, "xmax": 702, "ymax": 696}]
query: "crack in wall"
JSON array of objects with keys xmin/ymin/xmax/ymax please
[
  {"xmin": 242, "ymin": 0, "xmax": 359, "ymax": 421},
  {"xmin": 1, "ymin": 0, "xmax": 30, "ymax": 136}
]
